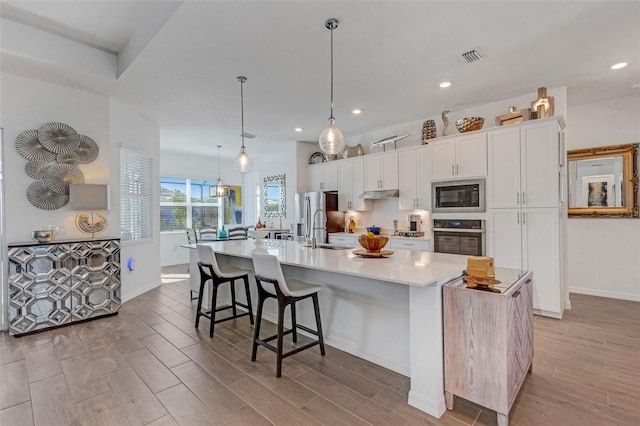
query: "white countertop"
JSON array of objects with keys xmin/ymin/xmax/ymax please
[{"xmin": 183, "ymin": 239, "xmax": 465, "ymax": 287}]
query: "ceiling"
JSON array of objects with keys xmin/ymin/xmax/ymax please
[{"xmin": 1, "ymin": 1, "xmax": 639, "ymax": 160}]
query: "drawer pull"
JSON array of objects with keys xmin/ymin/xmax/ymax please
[
  {"xmin": 512, "ymin": 290, "xmax": 521, "ymax": 298},
  {"xmin": 525, "ymin": 279, "xmax": 532, "ymax": 284}
]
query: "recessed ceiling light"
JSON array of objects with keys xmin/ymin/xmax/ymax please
[
  {"xmin": 294, "ymin": 127, "xmax": 303, "ymax": 132},
  {"xmin": 611, "ymin": 62, "xmax": 628, "ymax": 70},
  {"xmin": 439, "ymin": 81, "xmax": 452, "ymax": 88},
  {"xmin": 352, "ymin": 109, "xmax": 362, "ymax": 115}
]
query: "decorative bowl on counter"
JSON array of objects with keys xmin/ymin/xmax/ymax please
[
  {"xmin": 248, "ymin": 229, "xmax": 269, "ymax": 241},
  {"xmin": 32, "ymin": 230, "xmax": 54, "ymax": 243},
  {"xmin": 358, "ymin": 234, "xmax": 389, "ymax": 253},
  {"xmin": 455, "ymin": 117, "xmax": 485, "ymax": 133},
  {"xmin": 366, "ymin": 226, "xmax": 381, "ymax": 235}
]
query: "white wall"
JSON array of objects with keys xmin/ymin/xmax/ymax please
[
  {"xmin": 344, "ymin": 87, "xmax": 568, "ymax": 154},
  {"xmin": 110, "ymin": 100, "xmax": 161, "ymax": 302},
  {"xmin": 246, "ymin": 142, "xmax": 298, "ymax": 231},
  {"xmin": 566, "ymin": 95, "xmax": 640, "ymax": 301},
  {"xmin": 158, "ymin": 150, "xmax": 244, "ymax": 266},
  {"xmin": 0, "ymin": 74, "xmax": 162, "ymax": 312},
  {"xmin": 1, "ymin": 74, "xmax": 111, "ymax": 243}
]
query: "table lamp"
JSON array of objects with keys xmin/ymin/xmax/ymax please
[{"xmin": 69, "ymin": 184, "xmax": 109, "ymax": 238}]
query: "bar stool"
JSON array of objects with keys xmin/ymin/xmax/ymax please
[
  {"xmin": 195, "ymin": 244, "xmax": 254, "ymax": 338},
  {"xmin": 251, "ymin": 253, "xmax": 325, "ymax": 377}
]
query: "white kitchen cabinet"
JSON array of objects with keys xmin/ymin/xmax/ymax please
[
  {"xmin": 488, "ymin": 208, "xmax": 562, "ymax": 318},
  {"xmin": 328, "ymin": 234, "xmax": 357, "ymax": 246},
  {"xmin": 364, "ymin": 151, "xmax": 399, "ymax": 191},
  {"xmin": 389, "ymin": 238, "xmax": 430, "ymax": 252},
  {"xmin": 487, "ymin": 117, "xmax": 565, "ymax": 318},
  {"xmin": 399, "ymin": 146, "xmax": 430, "ymax": 210},
  {"xmin": 488, "ymin": 120, "xmax": 560, "ymax": 209},
  {"xmin": 430, "ymin": 133, "xmax": 487, "ymax": 181},
  {"xmin": 337, "ymin": 157, "xmax": 371, "ymax": 211},
  {"xmin": 307, "ymin": 161, "xmax": 338, "ymax": 191}
]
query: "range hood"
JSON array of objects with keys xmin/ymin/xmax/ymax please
[{"xmin": 359, "ymin": 189, "xmax": 399, "ymax": 199}]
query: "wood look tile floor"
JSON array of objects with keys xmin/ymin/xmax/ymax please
[{"xmin": 1, "ymin": 265, "xmax": 638, "ymax": 426}]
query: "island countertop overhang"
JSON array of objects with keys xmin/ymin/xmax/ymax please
[{"xmin": 182, "ymin": 239, "xmax": 467, "ymax": 287}]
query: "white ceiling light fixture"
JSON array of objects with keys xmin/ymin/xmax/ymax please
[
  {"xmin": 352, "ymin": 109, "xmax": 362, "ymax": 115},
  {"xmin": 210, "ymin": 145, "xmax": 230, "ymax": 198},
  {"xmin": 439, "ymin": 81, "xmax": 452, "ymax": 88},
  {"xmin": 318, "ymin": 18, "xmax": 345, "ymax": 155},
  {"xmin": 234, "ymin": 76, "xmax": 252, "ymax": 173},
  {"xmin": 294, "ymin": 127, "xmax": 303, "ymax": 132},
  {"xmin": 611, "ymin": 62, "xmax": 628, "ymax": 70}
]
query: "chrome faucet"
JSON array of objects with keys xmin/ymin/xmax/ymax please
[{"xmin": 311, "ymin": 208, "xmax": 326, "ymax": 249}]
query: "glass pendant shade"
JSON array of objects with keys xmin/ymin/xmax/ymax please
[
  {"xmin": 209, "ymin": 144, "xmax": 230, "ymax": 198},
  {"xmin": 234, "ymin": 148, "xmax": 252, "ymax": 172},
  {"xmin": 319, "ymin": 118, "xmax": 345, "ymax": 155}
]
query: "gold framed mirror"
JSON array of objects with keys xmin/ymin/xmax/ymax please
[{"xmin": 567, "ymin": 143, "xmax": 638, "ymax": 218}]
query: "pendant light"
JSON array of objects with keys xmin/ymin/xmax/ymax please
[
  {"xmin": 209, "ymin": 145, "xmax": 230, "ymax": 198},
  {"xmin": 318, "ymin": 18, "xmax": 345, "ymax": 155},
  {"xmin": 234, "ymin": 76, "xmax": 252, "ymax": 172}
]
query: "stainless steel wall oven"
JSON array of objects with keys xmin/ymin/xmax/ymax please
[{"xmin": 432, "ymin": 219, "xmax": 485, "ymax": 256}]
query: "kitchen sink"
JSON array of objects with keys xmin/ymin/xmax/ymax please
[{"xmin": 300, "ymin": 243, "xmax": 353, "ymax": 250}]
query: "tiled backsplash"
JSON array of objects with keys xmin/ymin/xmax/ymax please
[{"xmin": 344, "ymin": 198, "xmax": 429, "ymax": 234}]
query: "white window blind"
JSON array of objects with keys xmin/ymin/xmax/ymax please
[{"xmin": 120, "ymin": 148, "xmax": 153, "ymax": 242}]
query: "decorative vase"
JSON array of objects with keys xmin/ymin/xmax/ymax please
[
  {"xmin": 531, "ymin": 87, "xmax": 554, "ymax": 119},
  {"xmin": 256, "ymin": 217, "xmax": 263, "ymax": 228},
  {"xmin": 422, "ymin": 119, "xmax": 437, "ymax": 144},
  {"xmin": 348, "ymin": 217, "xmax": 356, "ymax": 233},
  {"xmin": 219, "ymin": 225, "xmax": 227, "ymax": 238},
  {"xmin": 441, "ymin": 110, "xmax": 450, "ymax": 136}
]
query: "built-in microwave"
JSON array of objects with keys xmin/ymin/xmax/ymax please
[{"xmin": 432, "ymin": 178, "xmax": 485, "ymax": 213}]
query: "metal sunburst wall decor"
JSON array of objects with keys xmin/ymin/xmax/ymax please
[{"xmin": 15, "ymin": 122, "xmax": 100, "ymax": 210}]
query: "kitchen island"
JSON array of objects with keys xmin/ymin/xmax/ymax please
[{"xmin": 182, "ymin": 239, "xmax": 467, "ymax": 418}]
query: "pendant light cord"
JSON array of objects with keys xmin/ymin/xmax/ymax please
[
  {"xmin": 217, "ymin": 145, "xmax": 222, "ymax": 183},
  {"xmin": 240, "ymin": 78, "xmax": 246, "ymax": 150},
  {"xmin": 329, "ymin": 24, "xmax": 335, "ymax": 120}
]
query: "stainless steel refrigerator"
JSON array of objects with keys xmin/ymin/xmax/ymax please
[{"xmin": 294, "ymin": 191, "xmax": 344, "ymax": 242}]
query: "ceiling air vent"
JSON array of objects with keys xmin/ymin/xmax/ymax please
[
  {"xmin": 241, "ymin": 132, "xmax": 256, "ymax": 138},
  {"xmin": 461, "ymin": 48, "xmax": 483, "ymax": 64}
]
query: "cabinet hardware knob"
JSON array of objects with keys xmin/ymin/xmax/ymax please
[
  {"xmin": 517, "ymin": 212, "xmax": 520, "ymax": 224},
  {"xmin": 522, "ymin": 192, "xmax": 525, "ymax": 205},
  {"xmin": 512, "ymin": 290, "xmax": 521, "ymax": 298},
  {"xmin": 525, "ymin": 279, "xmax": 532, "ymax": 284},
  {"xmin": 456, "ymin": 164, "xmax": 459, "ymax": 175},
  {"xmin": 451, "ymin": 165, "xmax": 454, "ymax": 176}
]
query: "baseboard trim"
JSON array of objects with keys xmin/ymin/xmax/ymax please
[
  {"xmin": 123, "ymin": 280, "xmax": 163, "ymax": 303},
  {"xmin": 569, "ymin": 287, "xmax": 640, "ymax": 302},
  {"xmin": 408, "ymin": 390, "xmax": 446, "ymax": 419}
]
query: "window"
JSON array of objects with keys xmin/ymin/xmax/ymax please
[
  {"xmin": 160, "ymin": 177, "xmax": 221, "ymax": 232},
  {"xmin": 120, "ymin": 148, "xmax": 153, "ymax": 242}
]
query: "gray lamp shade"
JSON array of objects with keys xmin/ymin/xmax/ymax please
[{"xmin": 68, "ymin": 184, "xmax": 109, "ymax": 210}]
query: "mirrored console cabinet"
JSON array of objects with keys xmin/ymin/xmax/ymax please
[{"xmin": 8, "ymin": 237, "xmax": 121, "ymax": 336}]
